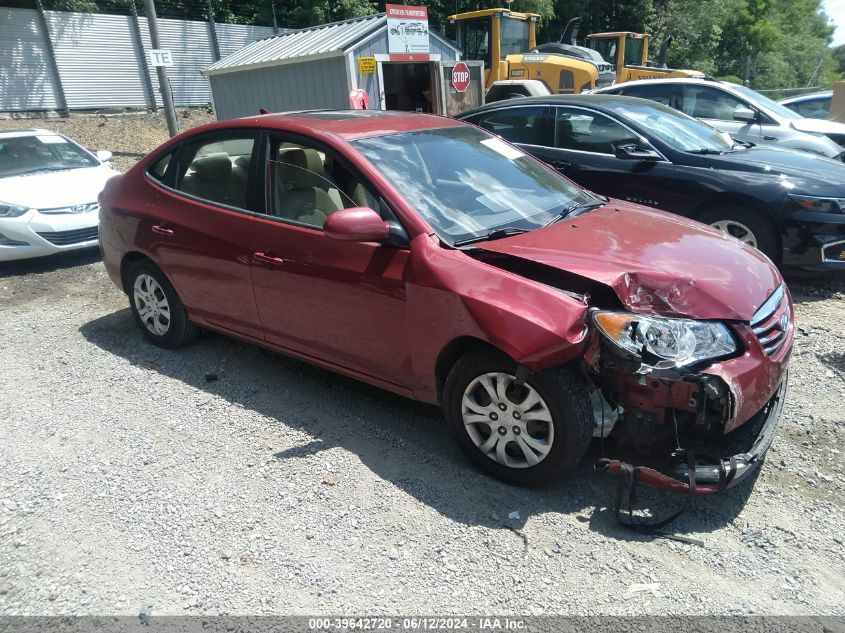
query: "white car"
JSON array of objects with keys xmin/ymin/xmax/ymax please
[
  {"xmin": 0, "ymin": 129, "xmax": 119, "ymax": 261},
  {"xmin": 597, "ymin": 78, "xmax": 845, "ymax": 160}
]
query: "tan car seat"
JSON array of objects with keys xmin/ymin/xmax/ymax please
[
  {"xmin": 181, "ymin": 153, "xmax": 246, "ymax": 208},
  {"xmin": 275, "ymin": 148, "xmax": 343, "ymax": 226}
]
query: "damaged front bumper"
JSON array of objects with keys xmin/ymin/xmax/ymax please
[{"xmin": 595, "ymin": 374, "xmax": 787, "ymax": 495}]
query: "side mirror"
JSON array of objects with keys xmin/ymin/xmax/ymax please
[
  {"xmin": 324, "ymin": 207, "xmax": 390, "ymax": 242},
  {"xmin": 733, "ymin": 107, "xmax": 758, "ymax": 124},
  {"xmin": 96, "ymin": 150, "xmax": 113, "ymax": 163},
  {"xmin": 614, "ymin": 143, "xmax": 661, "ymax": 161}
]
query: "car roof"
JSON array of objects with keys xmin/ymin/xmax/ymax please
[
  {"xmin": 226, "ymin": 110, "xmax": 465, "ymax": 141},
  {"xmin": 598, "ymin": 77, "xmax": 729, "ymax": 90},
  {"xmin": 461, "ymin": 93, "xmax": 663, "ymax": 115},
  {"xmin": 0, "ymin": 128, "xmax": 63, "ymax": 139},
  {"xmin": 779, "ymin": 91, "xmax": 832, "ymax": 104}
]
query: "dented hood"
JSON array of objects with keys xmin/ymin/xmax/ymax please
[{"xmin": 476, "ymin": 201, "xmax": 781, "ymax": 321}]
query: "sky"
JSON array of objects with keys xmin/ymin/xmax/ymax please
[{"xmin": 826, "ymin": 0, "xmax": 845, "ymax": 45}]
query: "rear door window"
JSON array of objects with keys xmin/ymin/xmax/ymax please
[
  {"xmin": 464, "ymin": 106, "xmax": 553, "ymax": 146},
  {"xmin": 619, "ymin": 82, "xmax": 681, "ymax": 109},
  {"xmin": 173, "ymin": 133, "xmax": 257, "ymax": 210},
  {"xmin": 681, "ymin": 85, "xmax": 746, "ymax": 121}
]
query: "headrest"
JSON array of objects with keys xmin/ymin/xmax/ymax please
[
  {"xmin": 280, "ymin": 149, "xmax": 326, "ymax": 188},
  {"xmin": 235, "ymin": 155, "xmax": 251, "ymax": 169},
  {"xmin": 191, "ymin": 153, "xmax": 232, "ymax": 181},
  {"xmin": 282, "ymin": 149, "xmax": 324, "ymax": 174}
]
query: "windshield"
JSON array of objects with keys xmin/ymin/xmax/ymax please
[
  {"xmin": 729, "ymin": 83, "xmax": 803, "ymax": 120},
  {"xmin": 0, "ymin": 134, "xmax": 98, "ymax": 178},
  {"xmin": 589, "ymin": 37, "xmax": 617, "ymax": 65},
  {"xmin": 624, "ymin": 35, "xmax": 644, "ymax": 66},
  {"xmin": 603, "ymin": 100, "xmax": 734, "ymax": 153},
  {"xmin": 459, "ymin": 18, "xmax": 491, "ymax": 66},
  {"xmin": 500, "ymin": 16, "xmax": 530, "ymax": 58},
  {"xmin": 352, "ymin": 126, "xmax": 595, "ymax": 245}
]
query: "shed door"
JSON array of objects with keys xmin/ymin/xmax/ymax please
[{"xmin": 437, "ymin": 60, "xmax": 485, "ymax": 116}]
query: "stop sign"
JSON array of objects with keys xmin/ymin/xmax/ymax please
[{"xmin": 451, "ymin": 62, "xmax": 471, "ymax": 93}]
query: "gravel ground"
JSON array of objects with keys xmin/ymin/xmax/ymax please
[{"xmin": 1, "ymin": 113, "xmax": 844, "ymax": 617}]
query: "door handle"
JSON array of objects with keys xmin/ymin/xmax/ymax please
[
  {"xmin": 253, "ymin": 251, "xmax": 285, "ymax": 266},
  {"xmin": 550, "ymin": 159, "xmax": 572, "ymax": 169},
  {"xmin": 763, "ymin": 135, "xmax": 778, "ymax": 141},
  {"xmin": 151, "ymin": 224, "xmax": 174, "ymax": 236}
]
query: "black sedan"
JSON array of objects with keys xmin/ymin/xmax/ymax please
[{"xmin": 459, "ymin": 95, "xmax": 845, "ymax": 271}]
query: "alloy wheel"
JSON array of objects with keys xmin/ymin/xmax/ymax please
[
  {"xmin": 711, "ymin": 219, "xmax": 758, "ymax": 248},
  {"xmin": 461, "ymin": 372, "xmax": 554, "ymax": 469},
  {"xmin": 133, "ymin": 274, "xmax": 171, "ymax": 336}
]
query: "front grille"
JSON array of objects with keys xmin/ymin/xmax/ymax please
[
  {"xmin": 36, "ymin": 226, "xmax": 98, "ymax": 246},
  {"xmin": 750, "ymin": 285, "xmax": 791, "ymax": 356},
  {"xmin": 40, "ymin": 202, "xmax": 99, "ymax": 215}
]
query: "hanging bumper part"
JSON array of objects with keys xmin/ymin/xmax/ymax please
[{"xmin": 595, "ymin": 376, "xmax": 786, "ymax": 496}]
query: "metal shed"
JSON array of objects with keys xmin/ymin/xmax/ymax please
[{"xmin": 203, "ymin": 13, "xmax": 472, "ymax": 120}]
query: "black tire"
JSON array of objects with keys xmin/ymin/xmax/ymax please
[
  {"xmin": 697, "ymin": 205, "xmax": 780, "ymax": 263},
  {"xmin": 443, "ymin": 350, "xmax": 593, "ymax": 487},
  {"xmin": 125, "ymin": 259, "xmax": 198, "ymax": 348}
]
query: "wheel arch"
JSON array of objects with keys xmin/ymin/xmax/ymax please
[
  {"xmin": 434, "ymin": 336, "xmax": 507, "ymax": 404},
  {"xmin": 693, "ymin": 195, "xmax": 782, "ymax": 254}
]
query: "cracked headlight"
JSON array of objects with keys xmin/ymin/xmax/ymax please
[
  {"xmin": 0, "ymin": 201, "xmax": 30, "ymax": 218},
  {"xmin": 788, "ymin": 194, "xmax": 845, "ymax": 214},
  {"xmin": 593, "ymin": 311, "xmax": 737, "ymax": 366}
]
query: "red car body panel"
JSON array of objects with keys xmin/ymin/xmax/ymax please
[
  {"xmin": 98, "ymin": 111, "xmax": 792, "ymax": 495},
  {"xmin": 475, "ymin": 203, "xmax": 782, "ymax": 322}
]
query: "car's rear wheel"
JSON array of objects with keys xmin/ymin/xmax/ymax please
[
  {"xmin": 126, "ymin": 259, "xmax": 198, "ymax": 348},
  {"xmin": 443, "ymin": 351, "xmax": 593, "ymax": 486},
  {"xmin": 697, "ymin": 206, "xmax": 779, "ymax": 263}
]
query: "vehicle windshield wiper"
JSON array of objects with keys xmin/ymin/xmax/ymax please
[
  {"xmin": 543, "ymin": 197, "xmax": 606, "ymax": 227},
  {"xmin": 686, "ymin": 148, "xmax": 725, "ymax": 155},
  {"xmin": 22, "ymin": 166, "xmax": 75, "ymax": 175},
  {"xmin": 453, "ymin": 226, "xmax": 530, "ymax": 247}
]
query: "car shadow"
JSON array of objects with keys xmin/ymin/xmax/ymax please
[
  {"xmin": 0, "ymin": 248, "xmax": 100, "ymax": 277},
  {"xmin": 79, "ymin": 308, "xmax": 760, "ymax": 542}
]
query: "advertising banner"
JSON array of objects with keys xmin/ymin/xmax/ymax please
[{"xmin": 386, "ymin": 4, "xmax": 430, "ymax": 57}]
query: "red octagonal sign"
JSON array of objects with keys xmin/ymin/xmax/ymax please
[{"xmin": 451, "ymin": 62, "xmax": 471, "ymax": 93}]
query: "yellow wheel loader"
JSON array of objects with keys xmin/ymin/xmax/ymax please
[
  {"xmin": 448, "ymin": 9, "xmax": 616, "ymax": 95},
  {"xmin": 585, "ymin": 31, "xmax": 704, "ymax": 83}
]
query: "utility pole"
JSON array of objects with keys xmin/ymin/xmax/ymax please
[
  {"xmin": 206, "ymin": 0, "xmax": 220, "ymax": 62},
  {"xmin": 271, "ymin": 0, "xmax": 279, "ymax": 35},
  {"xmin": 143, "ymin": 0, "xmax": 179, "ymax": 137}
]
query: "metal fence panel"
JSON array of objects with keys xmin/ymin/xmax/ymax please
[
  {"xmin": 0, "ymin": 7, "xmax": 61, "ymax": 111},
  {"xmin": 0, "ymin": 7, "xmax": 274, "ymax": 112},
  {"xmin": 45, "ymin": 10, "xmax": 149, "ymax": 109}
]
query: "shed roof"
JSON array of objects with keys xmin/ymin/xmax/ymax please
[
  {"xmin": 203, "ymin": 13, "xmax": 461, "ymax": 77},
  {"xmin": 204, "ymin": 14, "xmax": 383, "ymax": 76}
]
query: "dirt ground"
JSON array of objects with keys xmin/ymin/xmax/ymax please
[{"xmin": 0, "ymin": 112, "xmax": 844, "ymax": 617}]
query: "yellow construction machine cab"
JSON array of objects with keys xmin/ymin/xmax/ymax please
[
  {"xmin": 586, "ymin": 31, "xmax": 704, "ymax": 83},
  {"xmin": 449, "ymin": 8, "xmax": 601, "ymax": 94}
]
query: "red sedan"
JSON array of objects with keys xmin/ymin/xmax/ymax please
[{"xmin": 98, "ymin": 111, "xmax": 792, "ymax": 493}]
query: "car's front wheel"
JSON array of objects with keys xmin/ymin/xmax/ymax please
[
  {"xmin": 697, "ymin": 206, "xmax": 779, "ymax": 263},
  {"xmin": 443, "ymin": 351, "xmax": 593, "ymax": 486},
  {"xmin": 126, "ymin": 259, "xmax": 198, "ymax": 348}
]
